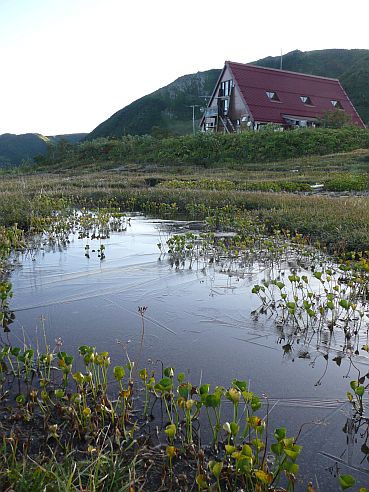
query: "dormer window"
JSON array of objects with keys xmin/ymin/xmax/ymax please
[
  {"xmin": 266, "ymin": 91, "xmax": 280, "ymax": 101},
  {"xmin": 331, "ymin": 100, "xmax": 343, "ymax": 109},
  {"xmin": 300, "ymin": 96, "xmax": 313, "ymax": 105}
]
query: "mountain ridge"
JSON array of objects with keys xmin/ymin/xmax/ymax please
[
  {"xmin": 87, "ymin": 49, "xmax": 369, "ymax": 139},
  {"xmin": 0, "ymin": 132, "xmax": 87, "ymax": 168}
]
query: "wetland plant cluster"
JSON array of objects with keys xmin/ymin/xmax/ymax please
[
  {"xmin": 0, "ymin": 225, "xmax": 25, "ymax": 333},
  {"xmin": 0, "ymin": 337, "xmax": 305, "ymax": 491},
  {"xmin": 162, "ymin": 221, "xmax": 369, "ymax": 363}
]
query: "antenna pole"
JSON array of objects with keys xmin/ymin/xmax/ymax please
[{"xmin": 187, "ymin": 105, "xmax": 200, "ymax": 134}]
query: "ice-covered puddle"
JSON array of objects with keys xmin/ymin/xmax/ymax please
[{"xmin": 8, "ymin": 215, "xmax": 369, "ymax": 490}]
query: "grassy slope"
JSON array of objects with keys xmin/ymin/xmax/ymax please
[
  {"xmin": 87, "ymin": 69, "xmax": 221, "ymax": 139},
  {"xmin": 87, "ymin": 49, "xmax": 369, "ymax": 139}
]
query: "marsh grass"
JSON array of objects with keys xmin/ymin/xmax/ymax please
[{"xmin": 2, "ymin": 147, "xmax": 369, "ymax": 251}]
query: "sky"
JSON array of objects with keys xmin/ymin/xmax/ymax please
[{"xmin": 1, "ymin": 0, "xmax": 368, "ymax": 136}]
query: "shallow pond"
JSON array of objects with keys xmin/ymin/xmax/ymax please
[{"xmin": 8, "ymin": 216, "xmax": 369, "ymax": 490}]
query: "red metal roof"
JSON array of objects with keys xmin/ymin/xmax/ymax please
[{"xmin": 227, "ymin": 62, "xmax": 364, "ymax": 127}]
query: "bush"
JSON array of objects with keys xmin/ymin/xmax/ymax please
[
  {"xmin": 36, "ymin": 127, "xmax": 369, "ymax": 168},
  {"xmin": 107, "ymin": 128, "xmax": 369, "ymax": 165}
]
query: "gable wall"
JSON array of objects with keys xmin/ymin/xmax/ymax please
[{"xmin": 207, "ymin": 66, "xmax": 250, "ymax": 122}]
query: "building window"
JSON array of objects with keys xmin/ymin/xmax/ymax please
[
  {"xmin": 220, "ymin": 80, "xmax": 233, "ymax": 97},
  {"xmin": 331, "ymin": 100, "xmax": 343, "ymax": 109},
  {"xmin": 300, "ymin": 96, "xmax": 313, "ymax": 105},
  {"xmin": 218, "ymin": 80, "xmax": 233, "ymax": 115},
  {"xmin": 266, "ymin": 91, "xmax": 280, "ymax": 101},
  {"xmin": 205, "ymin": 118, "xmax": 216, "ymax": 132}
]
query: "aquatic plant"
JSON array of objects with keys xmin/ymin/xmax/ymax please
[{"xmin": 0, "ymin": 337, "xmax": 306, "ymax": 491}]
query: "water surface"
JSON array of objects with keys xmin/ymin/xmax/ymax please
[{"xmin": 9, "ymin": 216, "xmax": 369, "ymax": 490}]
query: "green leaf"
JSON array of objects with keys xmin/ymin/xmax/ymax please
[
  {"xmin": 251, "ymin": 395, "xmax": 261, "ymax": 411},
  {"xmin": 196, "ymin": 474, "xmax": 208, "ymax": 489},
  {"xmin": 113, "ymin": 365, "xmax": 125, "ymax": 381},
  {"xmin": 199, "ymin": 384, "xmax": 210, "ymax": 396},
  {"xmin": 64, "ymin": 355, "xmax": 73, "ymax": 365},
  {"xmin": 164, "ymin": 423, "xmax": 176, "ymax": 439},
  {"xmin": 16, "ymin": 394, "xmax": 25, "ymax": 404},
  {"xmin": 204, "ymin": 393, "xmax": 220, "ymax": 408},
  {"xmin": 271, "ymin": 442, "xmax": 283, "ymax": 456},
  {"xmin": 236, "ymin": 456, "xmax": 252, "ymax": 473},
  {"xmin": 232, "ymin": 379, "xmax": 247, "ymax": 392},
  {"xmin": 177, "ymin": 372, "xmax": 185, "ymax": 383},
  {"xmin": 284, "ymin": 444, "xmax": 302, "ymax": 461},
  {"xmin": 178, "ymin": 383, "xmax": 192, "ymax": 398},
  {"xmin": 139, "ymin": 368, "xmax": 148, "ymax": 380},
  {"xmin": 350, "ymin": 380, "xmax": 358, "ymax": 391},
  {"xmin": 209, "ymin": 461, "xmax": 223, "ymax": 479},
  {"xmin": 158, "ymin": 377, "xmax": 172, "ymax": 390},
  {"xmin": 274, "ymin": 427, "xmax": 286, "ymax": 441},
  {"xmin": 230, "ymin": 421, "xmax": 240, "ymax": 436},
  {"xmin": 355, "ymin": 386, "xmax": 365, "ymax": 397},
  {"xmin": 283, "ymin": 461, "xmax": 299, "ymax": 475},
  {"xmin": 339, "ymin": 299, "xmax": 350, "ymax": 310},
  {"xmin": 54, "ymin": 389, "xmax": 65, "ymax": 398},
  {"xmin": 252, "ymin": 438, "xmax": 265, "ymax": 452},
  {"xmin": 225, "ymin": 444, "xmax": 236, "ymax": 454},
  {"xmin": 339, "ymin": 474, "xmax": 356, "ymax": 490},
  {"xmin": 241, "ymin": 444, "xmax": 252, "ymax": 457}
]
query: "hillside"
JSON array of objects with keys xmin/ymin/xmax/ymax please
[
  {"xmin": 340, "ymin": 53, "xmax": 369, "ymax": 126},
  {"xmin": 88, "ymin": 49, "xmax": 369, "ymax": 139},
  {"xmin": 88, "ymin": 70, "xmax": 220, "ymax": 140},
  {"xmin": 0, "ymin": 132, "xmax": 87, "ymax": 168}
]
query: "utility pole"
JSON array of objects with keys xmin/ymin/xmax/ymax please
[
  {"xmin": 280, "ymin": 48, "xmax": 283, "ymax": 70},
  {"xmin": 187, "ymin": 105, "xmax": 201, "ymax": 134}
]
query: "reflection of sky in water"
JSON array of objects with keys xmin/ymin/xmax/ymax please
[{"xmin": 9, "ymin": 216, "xmax": 369, "ymax": 490}]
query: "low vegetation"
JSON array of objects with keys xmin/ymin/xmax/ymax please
[
  {"xmin": 0, "ymin": 332, "xmax": 306, "ymax": 491},
  {"xmin": 2, "ymin": 154, "xmax": 369, "ymax": 252},
  {"xmin": 33, "ymin": 127, "xmax": 369, "ymax": 168}
]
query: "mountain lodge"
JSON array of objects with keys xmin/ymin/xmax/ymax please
[{"xmin": 200, "ymin": 61, "xmax": 365, "ymax": 132}]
